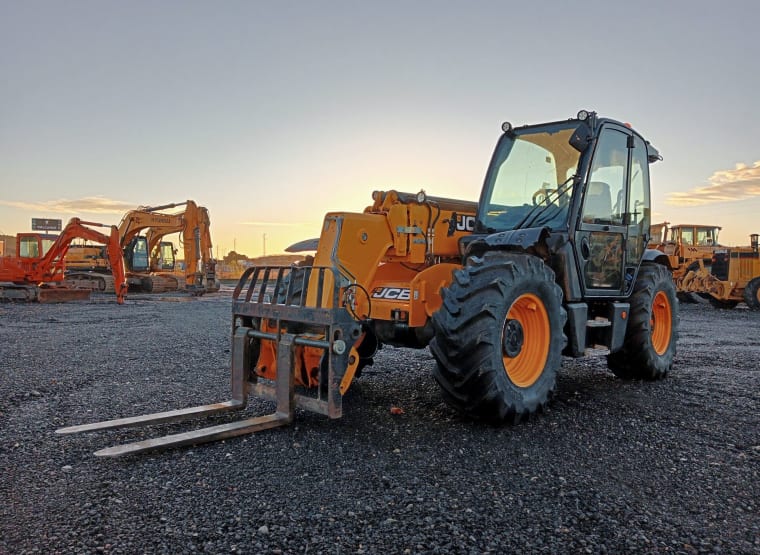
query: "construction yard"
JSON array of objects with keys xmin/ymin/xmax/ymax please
[{"xmin": 0, "ymin": 291, "xmax": 758, "ymax": 554}]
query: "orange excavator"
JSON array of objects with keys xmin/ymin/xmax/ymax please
[
  {"xmin": 0, "ymin": 218, "xmax": 126, "ymax": 303},
  {"xmin": 65, "ymin": 200, "xmax": 218, "ymax": 294}
]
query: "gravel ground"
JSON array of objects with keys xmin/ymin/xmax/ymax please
[{"xmin": 0, "ymin": 290, "xmax": 758, "ymax": 554}]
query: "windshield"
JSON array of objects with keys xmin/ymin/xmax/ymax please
[{"xmin": 480, "ymin": 122, "xmax": 583, "ymax": 232}]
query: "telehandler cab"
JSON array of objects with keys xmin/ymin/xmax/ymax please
[{"xmin": 58, "ymin": 111, "xmax": 679, "ymax": 456}]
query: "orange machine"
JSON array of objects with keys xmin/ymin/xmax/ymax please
[
  {"xmin": 0, "ymin": 218, "xmax": 126, "ymax": 303},
  {"xmin": 59, "ymin": 111, "xmax": 677, "ymax": 457},
  {"xmin": 649, "ymin": 222, "xmax": 723, "ymax": 280},
  {"xmin": 677, "ymin": 233, "xmax": 760, "ymax": 309},
  {"xmin": 66, "ymin": 200, "xmax": 218, "ymax": 294}
]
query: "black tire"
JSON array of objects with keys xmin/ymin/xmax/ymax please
[
  {"xmin": 429, "ymin": 252, "xmax": 566, "ymax": 424},
  {"xmin": 607, "ymin": 263, "xmax": 678, "ymax": 380},
  {"xmin": 677, "ymin": 292, "xmax": 700, "ymax": 304},
  {"xmin": 708, "ymin": 297, "xmax": 738, "ymax": 309},
  {"xmin": 742, "ymin": 277, "xmax": 760, "ymax": 310},
  {"xmin": 276, "ymin": 266, "xmax": 308, "ymax": 306}
]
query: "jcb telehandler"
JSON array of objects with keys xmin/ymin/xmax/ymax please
[{"xmin": 58, "ymin": 111, "xmax": 679, "ymax": 456}]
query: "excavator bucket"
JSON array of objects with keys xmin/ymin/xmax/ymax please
[{"xmin": 56, "ymin": 265, "xmax": 360, "ymax": 457}]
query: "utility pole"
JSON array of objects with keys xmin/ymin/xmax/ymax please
[{"xmin": 263, "ymin": 233, "xmax": 267, "ymax": 256}]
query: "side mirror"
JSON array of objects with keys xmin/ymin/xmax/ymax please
[
  {"xmin": 569, "ymin": 122, "xmax": 592, "ymax": 152},
  {"xmin": 646, "ymin": 143, "xmax": 662, "ymax": 163}
]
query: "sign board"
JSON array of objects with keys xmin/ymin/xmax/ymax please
[{"xmin": 31, "ymin": 218, "xmax": 62, "ymax": 231}]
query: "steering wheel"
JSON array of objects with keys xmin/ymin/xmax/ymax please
[{"xmin": 532, "ymin": 188, "xmax": 554, "ymax": 206}]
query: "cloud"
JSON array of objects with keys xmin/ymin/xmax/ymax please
[
  {"xmin": 667, "ymin": 161, "xmax": 760, "ymax": 206},
  {"xmin": 0, "ymin": 196, "xmax": 135, "ymax": 214}
]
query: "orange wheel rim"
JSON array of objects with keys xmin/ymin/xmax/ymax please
[
  {"xmin": 651, "ymin": 291, "xmax": 672, "ymax": 355},
  {"xmin": 502, "ymin": 293, "xmax": 550, "ymax": 387}
]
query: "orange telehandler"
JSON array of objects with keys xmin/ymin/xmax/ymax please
[
  {"xmin": 65, "ymin": 200, "xmax": 218, "ymax": 294},
  {"xmin": 0, "ymin": 218, "xmax": 126, "ymax": 303},
  {"xmin": 58, "ymin": 111, "xmax": 678, "ymax": 457}
]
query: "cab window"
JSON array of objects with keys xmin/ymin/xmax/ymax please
[{"xmin": 583, "ymin": 129, "xmax": 628, "ymax": 226}]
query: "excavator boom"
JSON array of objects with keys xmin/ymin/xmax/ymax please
[
  {"xmin": 0, "ymin": 218, "xmax": 127, "ymax": 304},
  {"xmin": 71, "ymin": 199, "xmax": 218, "ymax": 294}
]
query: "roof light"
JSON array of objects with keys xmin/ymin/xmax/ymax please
[
  {"xmin": 501, "ymin": 121, "xmax": 513, "ymax": 133},
  {"xmin": 577, "ymin": 110, "xmax": 590, "ymax": 121}
]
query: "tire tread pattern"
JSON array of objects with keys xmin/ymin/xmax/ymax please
[
  {"xmin": 607, "ymin": 263, "xmax": 679, "ymax": 379},
  {"xmin": 430, "ymin": 252, "xmax": 566, "ymax": 424}
]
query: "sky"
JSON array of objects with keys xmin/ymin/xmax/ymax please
[{"xmin": 1, "ymin": 0, "xmax": 759, "ymax": 256}]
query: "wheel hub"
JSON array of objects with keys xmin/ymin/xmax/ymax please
[{"xmin": 502, "ymin": 319, "xmax": 524, "ymax": 358}]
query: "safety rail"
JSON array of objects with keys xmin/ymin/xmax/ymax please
[
  {"xmin": 231, "ymin": 263, "xmax": 363, "ymax": 419},
  {"xmin": 233, "ymin": 264, "xmax": 342, "ymax": 307}
]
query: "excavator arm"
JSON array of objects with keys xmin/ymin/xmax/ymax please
[
  {"xmin": 1, "ymin": 218, "xmax": 127, "ymax": 304},
  {"xmin": 118, "ymin": 200, "xmax": 218, "ymax": 293}
]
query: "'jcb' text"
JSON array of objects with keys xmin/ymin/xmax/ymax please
[
  {"xmin": 371, "ymin": 287, "xmax": 411, "ymax": 301},
  {"xmin": 456, "ymin": 214, "xmax": 476, "ymax": 232}
]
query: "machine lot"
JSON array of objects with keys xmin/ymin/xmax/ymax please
[{"xmin": 1, "ymin": 293, "xmax": 758, "ymax": 553}]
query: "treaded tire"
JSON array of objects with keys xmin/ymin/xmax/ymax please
[
  {"xmin": 429, "ymin": 252, "xmax": 566, "ymax": 424},
  {"xmin": 742, "ymin": 277, "xmax": 760, "ymax": 310},
  {"xmin": 708, "ymin": 297, "xmax": 738, "ymax": 309},
  {"xmin": 607, "ymin": 263, "xmax": 678, "ymax": 380},
  {"xmin": 276, "ymin": 266, "xmax": 308, "ymax": 305}
]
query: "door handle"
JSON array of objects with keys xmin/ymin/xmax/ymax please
[{"xmin": 581, "ymin": 237, "xmax": 590, "ymax": 259}]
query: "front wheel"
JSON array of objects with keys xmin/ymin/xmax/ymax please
[
  {"xmin": 742, "ymin": 277, "xmax": 760, "ymax": 310},
  {"xmin": 430, "ymin": 252, "xmax": 567, "ymax": 424},
  {"xmin": 607, "ymin": 263, "xmax": 678, "ymax": 379}
]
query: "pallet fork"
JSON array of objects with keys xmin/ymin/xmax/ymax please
[{"xmin": 57, "ymin": 266, "xmax": 361, "ymax": 457}]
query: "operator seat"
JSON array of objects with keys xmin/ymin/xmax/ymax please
[{"xmin": 583, "ymin": 181, "xmax": 612, "ymax": 224}]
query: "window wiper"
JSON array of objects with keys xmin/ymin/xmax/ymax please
[{"xmin": 514, "ymin": 176, "xmax": 575, "ymax": 230}]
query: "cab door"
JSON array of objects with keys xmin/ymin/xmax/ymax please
[{"xmin": 575, "ymin": 124, "xmax": 633, "ymax": 295}]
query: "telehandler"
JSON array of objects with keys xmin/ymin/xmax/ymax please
[{"xmin": 58, "ymin": 111, "xmax": 679, "ymax": 456}]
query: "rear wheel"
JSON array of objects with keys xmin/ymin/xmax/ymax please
[
  {"xmin": 607, "ymin": 263, "xmax": 678, "ymax": 379},
  {"xmin": 742, "ymin": 277, "xmax": 760, "ymax": 310},
  {"xmin": 430, "ymin": 252, "xmax": 566, "ymax": 424}
]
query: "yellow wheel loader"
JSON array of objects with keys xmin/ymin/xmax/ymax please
[
  {"xmin": 679, "ymin": 234, "xmax": 760, "ymax": 309},
  {"xmin": 58, "ymin": 111, "xmax": 679, "ymax": 456}
]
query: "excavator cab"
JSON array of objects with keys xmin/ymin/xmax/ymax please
[
  {"xmin": 156, "ymin": 241, "xmax": 175, "ymax": 272},
  {"xmin": 17, "ymin": 233, "xmax": 57, "ymax": 259},
  {"xmin": 124, "ymin": 236, "xmax": 150, "ymax": 272}
]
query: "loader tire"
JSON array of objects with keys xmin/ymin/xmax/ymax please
[
  {"xmin": 276, "ymin": 266, "xmax": 308, "ymax": 306},
  {"xmin": 607, "ymin": 263, "xmax": 678, "ymax": 380},
  {"xmin": 430, "ymin": 252, "xmax": 566, "ymax": 424},
  {"xmin": 708, "ymin": 297, "xmax": 738, "ymax": 309},
  {"xmin": 742, "ymin": 277, "xmax": 760, "ymax": 310},
  {"xmin": 677, "ymin": 292, "xmax": 700, "ymax": 304}
]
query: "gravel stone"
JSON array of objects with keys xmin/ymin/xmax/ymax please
[{"xmin": 0, "ymin": 292, "xmax": 758, "ymax": 553}]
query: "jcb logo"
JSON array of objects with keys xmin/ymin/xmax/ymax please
[
  {"xmin": 456, "ymin": 215, "xmax": 476, "ymax": 232},
  {"xmin": 371, "ymin": 287, "xmax": 411, "ymax": 301}
]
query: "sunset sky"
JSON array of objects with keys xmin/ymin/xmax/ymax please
[{"xmin": 2, "ymin": 1, "xmax": 758, "ymax": 256}]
